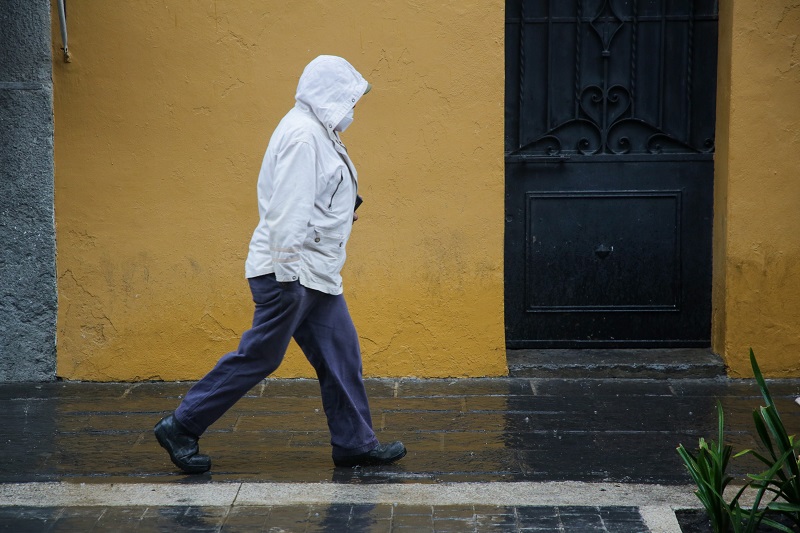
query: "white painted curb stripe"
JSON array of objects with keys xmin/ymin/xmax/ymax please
[
  {"xmin": 0, "ymin": 481, "xmax": 700, "ymax": 508},
  {"xmin": 640, "ymin": 506, "xmax": 684, "ymax": 533}
]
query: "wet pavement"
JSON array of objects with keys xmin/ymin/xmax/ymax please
[
  {"xmin": 1, "ymin": 376, "xmax": 799, "ymax": 531},
  {"xmin": 0, "ymin": 504, "xmax": 651, "ymax": 532}
]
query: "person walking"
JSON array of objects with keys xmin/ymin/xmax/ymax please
[{"xmin": 154, "ymin": 55, "xmax": 406, "ymax": 474}]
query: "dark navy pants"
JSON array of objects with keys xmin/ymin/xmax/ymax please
[{"xmin": 174, "ymin": 274, "xmax": 379, "ymax": 458}]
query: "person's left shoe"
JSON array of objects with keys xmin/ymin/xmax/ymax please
[
  {"xmin": 333, "ymin": 441, "xmax": 407, "ymax": 467},
  {"xmin": 154, "ymin": 414, "xmax": 212, "ymax": 474}
]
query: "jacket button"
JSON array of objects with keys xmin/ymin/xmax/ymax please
[{"xmin": 314, "ymin": 237, "xmax": 321, "ymax": 243}]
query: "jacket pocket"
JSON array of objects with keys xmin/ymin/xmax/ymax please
[{"xmin": 307, "ymin": 227, "xmax": 346, "ymax": 275}]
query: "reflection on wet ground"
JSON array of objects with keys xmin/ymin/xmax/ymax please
[
  {"xmin": 1, "ymin": 377, "xmax": 799, "ymax": 485},
  {"xmin": 0, "ymin": 504, "xmax": 650, "ymax": 532}
]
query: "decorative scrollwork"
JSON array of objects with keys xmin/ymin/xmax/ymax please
[
  {"xmin": 589, "ymin": 0, "xmax": 625, "ymax": 55},
  {"xmin": 511, "ymin": 0, "xmax": 716, "ymax": 158},
  {"xmin": 647, "ymin": 133, "xmax": 696, "ymax": 154},
  {"xmin": 607, "ymin": 85, "xmax": 631, "ymax": 125},
  {"xmin": 578, "ymin": 84, "xmax": 632, "ymax": 133},
  {"xmin": 579, "ymin": 85, "xmax": 604, "ymax": 127},
  {"xmin": 607, "ymin": 119, "xmax": 697, "ymax": 155},
  {"xmin": 527, "ymin": 135, "xmax": 562, "ymax": 156},
  {"xmin": 520, "ymin": 119, "xmax": 602, "ymax": 156}
]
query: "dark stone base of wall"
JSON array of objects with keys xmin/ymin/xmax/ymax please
[{"xmin": 0, "ymin": 0, "xmax": 56, "ymax": 381}]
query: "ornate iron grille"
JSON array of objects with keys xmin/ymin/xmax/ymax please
[{"xmin": 506, "ymin": 0, "xmax": 719, "ymax": 157}]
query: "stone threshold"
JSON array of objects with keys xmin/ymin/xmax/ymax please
[{"xmin": 507, "ymin": 348, "xmax": 726, "ymax": 379}]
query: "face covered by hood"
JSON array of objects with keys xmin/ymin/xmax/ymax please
[{"xmin": 295, "ymin": 55, "xmax": 370, "ymax": 136}]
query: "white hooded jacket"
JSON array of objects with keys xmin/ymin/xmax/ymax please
[{"xmin": 244, "ymin": 56, "xmax": 369, "ymax": 295}]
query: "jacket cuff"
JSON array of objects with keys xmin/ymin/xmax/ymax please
[{"xmin": 273, "ymin": 263, "xmax": 300, "ymax": 283}]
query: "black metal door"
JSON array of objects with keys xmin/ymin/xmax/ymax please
[{"xmin": 505, "ymin": 0, "xmax": 718, "ymax": 347}]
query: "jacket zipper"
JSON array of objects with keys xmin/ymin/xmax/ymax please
[{"xmin": 328, "ymin": 173, "xmax": 344, "ymax": 209}]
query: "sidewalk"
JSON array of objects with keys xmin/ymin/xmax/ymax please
[{"xmin": 1, "ymin": 376, "xmax": 799, "ymax": 531}]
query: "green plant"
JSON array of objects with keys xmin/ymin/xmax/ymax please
[
  {"xmin": 677, "ymin": 400, "xmax": 788, "ymax": 532},
  {"xmin": 738, "ymin": 349, "xmax": 800, "ymax": 531},
  {"xmin": 737, "ymin": 449, "xmax": 797, "ymax": 532},
  {"xmin": 677, "ymin": 350, "xmax": 800, "ymax": 532},
  {"xmin": 677, "ymin": 402, "xmax": 741, "ymax": 532}
]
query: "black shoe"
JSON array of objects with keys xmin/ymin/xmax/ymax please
[
  {"xmin": 333, "ymin": 441, "xmax": 407, "ymax": 467},
  {"xmin": 154, "ymin": 414, "xmax": 211, "ymax": 474}
]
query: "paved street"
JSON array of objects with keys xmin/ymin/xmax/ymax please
[{"xmin": 1, "ymin": 376, "xmax": 799, "ymax": 531}]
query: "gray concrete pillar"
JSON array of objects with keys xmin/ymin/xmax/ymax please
[{"xmin": 0, "ymin": 1, "xmax": 57, "ymax": 381}]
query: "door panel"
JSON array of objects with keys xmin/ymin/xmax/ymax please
[
  {"xmin": 505, "ymin": 0, "xmax": 718, "ymax": 348},
  {"xmin": 526, "ymin": 191, "xmax": 680, "ymax": 310}
]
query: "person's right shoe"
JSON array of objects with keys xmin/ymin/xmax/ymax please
[
  {"xmin": 154, "ymin": 414, "xmax": 211, "ymax": 474},
  {"xmin": 333, "ymin": 441, "xmax": 407, "ymax": 467}
]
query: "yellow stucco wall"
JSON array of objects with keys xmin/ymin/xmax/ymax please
[
  {"xmin": 713, "ymin": 1, "xmax": 800, "ymax": 377},
  {"xmin": 52, "ymin": 1, "xmax": 507, "ymax": 381}
]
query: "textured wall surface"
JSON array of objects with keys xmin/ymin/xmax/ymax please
[
  {"xmin": 713, "ymin": 0, "xmax": 800, "ymax": 377},
  {"xmin": 0, "ymin": 1, "xmax": 56, "ymax": 381},
  {"xmin": 53, "ymin": 1, "xmax": 506, "ymax": 380}
]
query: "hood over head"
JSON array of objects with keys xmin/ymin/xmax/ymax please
[{"xmin": 295, "ymin": 56, "xmax": 370, "ymax": 135}]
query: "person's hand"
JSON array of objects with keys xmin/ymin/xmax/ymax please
[{"xmin": 353, "ymin": 212, "xmax": 359, "ymax": 222}]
